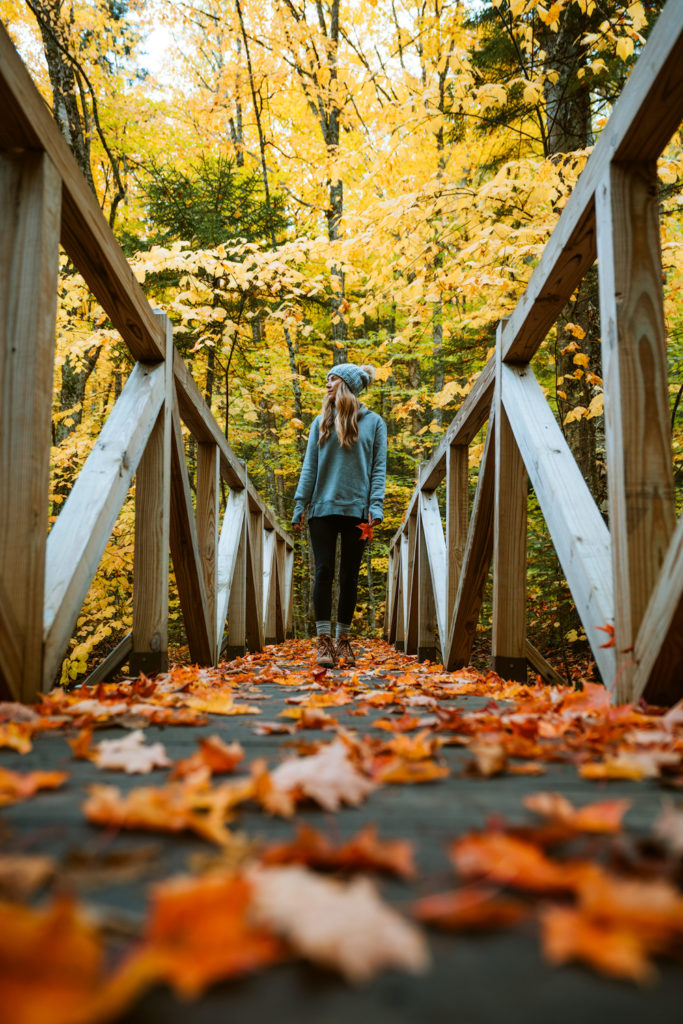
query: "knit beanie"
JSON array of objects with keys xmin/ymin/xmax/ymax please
[{"xmin": 327, "ymin": 363, "xmax": 371, "ymax": 396}]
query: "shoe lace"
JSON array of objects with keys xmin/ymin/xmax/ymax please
[{"xmin": 337, "ymin": 636, "xmax": 353, "ymax": 658}]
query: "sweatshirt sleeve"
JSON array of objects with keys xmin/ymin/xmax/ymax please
[
  {"xmin": 368, "ymin": 416, "xmax": 387, "ymax": 522},
  {"xmin": 292, "ymin": 418, "xmax": 320, "ymax": 522}
]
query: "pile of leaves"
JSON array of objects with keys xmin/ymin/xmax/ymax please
[{"xmin": 1, "ymin": 638, "xmax": 683, "ymax": 1022}]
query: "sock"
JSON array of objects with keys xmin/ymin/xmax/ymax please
[
  {"xmin": 336, "ymin": 622, "xmax": 351, "ymax": 639},
  {"xmin": 316, "ymin": 621, "xmax": 331, "ymax": 637}
]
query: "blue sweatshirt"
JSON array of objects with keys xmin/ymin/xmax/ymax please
[{"xmin": 292, "ymin": 406, "xmax": 387, "ymax": 523}]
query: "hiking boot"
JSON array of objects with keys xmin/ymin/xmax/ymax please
[
  {"xmin": 335, "ymin": 635, "xmax": 356, "ymax": 667},
  {"xmin": 315, "ymin": 634, "xmax": 336, "ymax": 669}
]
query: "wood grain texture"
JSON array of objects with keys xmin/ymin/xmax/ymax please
[
  {"xmin": 131, "ymin": 315, "xmax": 173, "ymax": 676},
  {"xmin": 417, "ymin": 506, "xmax": 439, "ymax": 662},
  {"xmin": 632, "ymin": 511, "xmax": 683, "ymax": 707},
  {"xmin": 245, "ymin": 512, "xmax": 265, "ymax": 652},
  {"xmin": 500, "ymin": 362, "xmax": 616, "ymax": 685},
  {"xmin": 43, "ymin": 361, "xmax": 165, "ymax": 688},
  {"xmin": 168, "ymin": 401, "xmax": 213, "ymax": 665},
  {"xmin": 419, "ymin": 491, "xmax": 447, "ymax": 644},
  {"xmin": 0, "ymin": 151, "xmax": 61, "ymax": 701},
  {"xmin": 446, "ymin": 444, "xmax": 468, "ymax": 627},
  {"xmin": 445, "ymin": 409, "xmax": 496, "ymax": 670},
  {"xmin": 492, "ymin": 329, "xmax": 527, "ymax": 681},
  {"xmin": 262, "ymin": 530, "xmax": 277, "ymax": 644},
  {"xmin": 525, "ymin": 640, "xmax": 566, "ymax": 688},
  {"xmin": 501, "ymin": 0, "xmax": 683, "ymax": 363},
  {"xmin": 196, "ymin": 442, "xmax": 220, "ymax": 660},
  {"xmin": 596, "ymin": 161, "xmax": 675, "ymax": 703},
  {"xmin": 0, "ymin": 25, "xmax": 164, "ymax": 361},
  {"xmin": 216, "ymin": 488, "xmax": 247, "ymax": 654},
  {"xmin": 81, "ymin": 633, "xmax": 133, "ymax": 689},
  {"xmin": 404, "ymin": 514, "xmax": 419, "ymax": 655}
]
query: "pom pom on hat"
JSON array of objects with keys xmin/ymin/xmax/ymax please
[{"xmin": 327, "ymin": 362, "xmax": 374, "ymax": 396}]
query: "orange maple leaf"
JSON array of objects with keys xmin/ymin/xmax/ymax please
[
  {"xmin": 262, "ymin": 823, "xmax": 416, "ymax": 879},
  {"xmin": 357, "ymin": 521, "xmax": 374, "ymax": 541},
  {"xmin": 413, "ymin": 886, "xmax": 528, "ymax": 932}
]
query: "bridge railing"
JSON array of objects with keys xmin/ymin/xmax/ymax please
[
  {"xmin": 0, "ymin": 24, "xmax": 293, "ymax": 703},
  {"xmin": 386, "ymin": 0, "xmax": 683, "ymax": 708}
]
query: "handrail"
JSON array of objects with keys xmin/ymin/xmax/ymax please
[
  {"xmin": 0, "ymin": 22, "xmax": 293, "ymax": 702},
  {"xmin": 386, "ymin": 0, "xmax": 683, "ymax": 707}
]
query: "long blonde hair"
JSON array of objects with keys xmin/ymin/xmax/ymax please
[{"xmin": 318, "ymin": 365, "xmax": 375, "ymax": 449}]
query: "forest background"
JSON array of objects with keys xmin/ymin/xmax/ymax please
[{"xmin": 2, "ymin": 0, "xmax": 682, "ymax": 684}]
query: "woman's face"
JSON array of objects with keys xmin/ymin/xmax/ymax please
[{"xmin": 326, "ymin": 375, "xmax": 341, "ymax": 403}]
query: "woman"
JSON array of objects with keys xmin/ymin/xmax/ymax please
[{"xmin": 292, "ymin": 363, "xmax": 387, "ymax": 668}]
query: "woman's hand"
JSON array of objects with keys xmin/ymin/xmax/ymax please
[{"xmin": 293, "ymin": 513, "xmax": 307, "ymax": 532}]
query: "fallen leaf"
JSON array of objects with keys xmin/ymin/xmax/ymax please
[
  {"xmin": 249, "ymin": 866, "xmax": 430, "ymax": 984},
  {"xmin": 0, "ymin": 723, "xmax": 33, "ymax": 754},
  {"xmin": 376, "ymin": 758, "xmax": 449, "ymax": 784},
  {"xmin": 467, "ymin": 738, "xmax": 507, "ymax": 777},
  {"xmin": 133, "ymin": 874, "xmax": 285, "ymax": 998},
  {"xmin": 186, "ymin": 694, "xmax": 261, "ymax": 716},
  {"xmin": 413, "ymin": 886, "xmax": 528, "ymax": 931},
  {"xmin": 93, "ymin": 730, "xmax": 171, "ymax": 774},
  {"xmin": 82, "ymin": 781, "xmax": 235, "ymax": 845},
  {"xmin": 540, "ymin": 904, "xmax": 654, "ymax": 983},
  {"xmin": 262, "ymin": 823, "xmax": 416, "ymax": 879},
  {"xmin": 0, "ymin": 896, "xmax": 148, "ymax": 1024},
  {"xmin": 451, "ymin": 832, "xmax": 588, "ymax": 894},
  {"xmin": 171, "ymin": 736, "xmax": 244, "ymax": 779},
  {"xmin": 0, "ymin": 768, "xmax": 67, "ymax": 807},
  {"xmin": 523, "ymin": 792, "xmax": 631, "ymax": 833},
  {"xmin": 269, "ymin": 739, "xmax": 375, "ymax": 812}
]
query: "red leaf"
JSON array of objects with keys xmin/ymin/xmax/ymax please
[
  {"xmin": 357, "ymin": 521, "xmax": 374, "ymax": 540},
  {"xmin": 596, "ymin": 623, "xmax": 615, "ymax": 648}
]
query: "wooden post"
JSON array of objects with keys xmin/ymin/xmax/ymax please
[
  {"xmin": 446, "ymin": 444, "xmax": 468, "ymax": 626},
  {"xmin": 196, "ymin": 441, "xmax": 220, "ymax": 661},
  {"xmin": 0, "ymin": 152, "xmax": 60, "ymax": 701},
  {"xmin": 491, "ymin": 324, "xmax": 528, "ymax": 682},
  {"xmin": 130, "ymin": 313, "xmax": 173, "ymax": 676},
  {"xmin": 225, "ymin": 520, "xmax": 247, "ymax": 659},
  {"xmin": 262, "ymin": 529, "xmax": 277, "ymax": 644},
  {"xmin": 245, "ymin": 509, "xmax": 264, "ymax": 652},
  {"xmin": 596, "ymin": 161, "xmax": 676, "ymax": 703},
  {"xmin": 395, "ymin": 535, "xmax": 408, "ymax": 651}
]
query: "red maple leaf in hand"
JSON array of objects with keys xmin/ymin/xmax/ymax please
[
  {"xmin": 596, "ymin": 623, "xmax": 615, "ymax": 648},
  {"xmin": 358, "ymin": 521, "xmax": 374, "ymax": 541}
]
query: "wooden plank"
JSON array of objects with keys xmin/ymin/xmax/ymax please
[
  {"xmin": 130, "ymin": 315, "xmax": 173, "ymax": 676},
  {"xmin": 445, "ymin": 409, "xmax": 496, "ymax": 670},
  {"xmin": 446, "ymin": 444, "xmax": 468, "ymax": 626},
  {"xmin": 262, "ymin": 529, "xmax": 277, "ymax": 644},
  {"xmin": 0, "ymin": 151, "xmax": 61, "ymax": 701},
  {"xmin": 245, "ymin": 512, "xmax": 265, "ymax": 652},
  {"xmin": 224, "ymin": 519, "xmax": 248, "ymax": 659},
  {"xmin": 631, "ymin": 511, "xmax": 683, "ymax": 707},
  {"xmin": 492, "ymin": 326, "xmax": 528, "ymax": 682},
  {"xmin": 525, "ymin": 640, "xmax": 566, "ymax": 688},
  {"xmin": 0, "ymin": 582, "xmax": 22, "ymax": 701},
  {"xmin": 282, "ymin": 545, "xmax": 294, "ymax": 637},
  {"xmin": 419, "ymin": 491, "xmax": 447, "ymax": 644},
  {"xmin": 43, "ymin": 361, "xmax": 165, "ymax": 689},
  {"xmin": 501, "ymin": 0, "xmax": 683, "ymax": 363},
  {"xmin": 216, "ymin": 488, "xmax": 247, "ymax": 654},
  {"xmin": 404, "ymin": 513, "xmax": 419, "ymax": 655},
  {"xmin": 168, "ymin": 400, "xmax": 213, "ymax": 665},
  {"xmin": 417, "ymin": 507, "xmax": 439, "ymax": 662},
  {"xmin": 197, "ymin": 441, "xmax": 220, "ymax": 661},
  {"xmin": 596, "ymin": 161, "xmax": 676, "ymax": 703},
  {"xmin": 81, "ymin": 633, "xmax": 133, "ymax": 689},
  {"xmin": 395, "ymin": 534, "xmax": 408, "ymax": 650},
  {"xmin": 390, "ymin": 359, "xmax": 495, "ymax": 550},
  {"xmin": 500, "ymin": 362, "xmax": 616, "ymax": 685}
]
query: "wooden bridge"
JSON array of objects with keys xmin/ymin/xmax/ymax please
[
  {"xmin": 1, "ymin": 1, "xmax": 683, "ymax": 707},
  {"xmin": 386, "ymin": 0, "xmax": 683, "ymax": 709},
  {"xmin": 1, "ymin": 7, "xmax": 683, "ymax": 1021}
]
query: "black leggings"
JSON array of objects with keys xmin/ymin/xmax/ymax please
[{"xmin": 308, "ymin": 515, "xmax": 367, "ymax": 626}]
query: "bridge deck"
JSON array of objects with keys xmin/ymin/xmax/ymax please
[{"xmin": 1, "ymin": 639, "xmax": 682, "ymax": 1023}]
